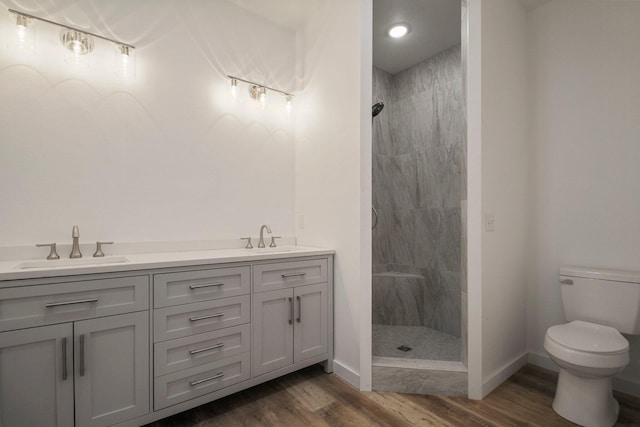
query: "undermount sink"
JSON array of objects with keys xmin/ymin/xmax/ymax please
[{"xmin": 16, "ymin": 256, "xmax": 129, "ymax": 270}]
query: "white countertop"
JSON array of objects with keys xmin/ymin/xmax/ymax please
[{"xmin": 0, "ymin": 246, "xmax": 334, "ymax": 282}]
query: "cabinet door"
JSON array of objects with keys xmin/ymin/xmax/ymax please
[
  {"xmin": 294, "ymin": 283, "xmax": 328, "ymax": 363},
  {"xmin": 74, "ymin": 312, "xmax": 150, "ymax": 427},
  {"xmin": 0, "ymin": 324, "xmax": 73, "ymax": 427},
  {"xmin": 252, "ymin": 289, "xmax": 293, "ymax": 377}
]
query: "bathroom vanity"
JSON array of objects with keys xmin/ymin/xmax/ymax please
[{"xmin": 0, "ymin": 247, "xmax": 334, "ymax": 427}]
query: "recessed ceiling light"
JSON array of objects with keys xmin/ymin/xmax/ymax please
[{"xmin": 388, "ymin": 24, "xmax": 409, "ymax": 39}]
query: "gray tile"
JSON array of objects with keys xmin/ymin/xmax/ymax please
[
  {"xmin": 372, "ymin": 275, "xmax": 424, "ymax": 326},
  {"xmin": 373, "ymin": 366, "xmax": 467, "ymax": 396},
  {"xmin": 389, "ymin": 209, "xmax": 415, "ymax": 266}
]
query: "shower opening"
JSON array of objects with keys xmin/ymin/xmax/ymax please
[{"xmin": 371, "ymin": 0, "xmax": 467, "ymax": 394}]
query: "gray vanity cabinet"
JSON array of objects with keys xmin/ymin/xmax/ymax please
[
  {"xmin": 252, "ymin": 259, "xmax": 329, "ymax": 378},
  {"xmin": 0, "ymin": 275, "xmax": 150, "ymax": 427}
]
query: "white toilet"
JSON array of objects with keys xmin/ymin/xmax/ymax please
[{"xmin": 544, "ymin": 267, "xmax": 640, "ymax": 427}]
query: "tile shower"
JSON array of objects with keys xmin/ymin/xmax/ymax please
[{"xmin": 372, "ymin": 45, "xmax": 465, "ymax": 366}]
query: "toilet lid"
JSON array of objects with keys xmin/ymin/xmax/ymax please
[{"xmin": 547, "ymin": 321, "xmax": 629, "ymax": 353}]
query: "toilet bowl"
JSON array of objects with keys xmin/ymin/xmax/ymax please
[
  {"xmin": 544, "ymin": 321, "xmax": 629, "ymax": 427},
  {"xmin": 545, "ymin": 267, "xmax": 640, "ymax": 427}
]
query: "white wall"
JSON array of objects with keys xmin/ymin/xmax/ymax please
[
  {"xmin": 0, "ymin": 0, "xmax": 296, "ymax": 249},
  {"xmin": 295, "ymin": 0, "xmax": 371, "ymax": 387},
  {"xmin": 478, "ymin": 0, "xmax": 530, "ymax": 397},
  {"xmin": 527, "ymin": 0, "xmax": 640, "ymax": 393}
]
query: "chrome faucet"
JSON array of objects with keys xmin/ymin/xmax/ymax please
[
  {"xmin": 258, "ymin": 224, "xmax": 272, "ymax": 248},
  {"xmin": 70, "ymin": 225, "xmax": 82, "ymax": 258}
]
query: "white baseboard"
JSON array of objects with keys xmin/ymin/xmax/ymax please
[
  {"xmin": 333, "ymin": 359, "xmax": 361, "ymax": 389},
  {"xmin": 527, "ymin": 351, "xmax": 640, "ymax": 398},
  {"xmin": 482, "ymin": 352, "xmax": 528, "ymax": 398}
]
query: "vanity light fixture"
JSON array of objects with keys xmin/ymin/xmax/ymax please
[
  {"xmin": 388, "ymin": 24, "xmax": 409, "ymax": 39},
  {"xmin": 8, "ymin": 8, "xmax": 135, "ymax": 77},
  {"xmin": 227, "ymin": 75, "xmax": 294, "ymax": 113}
]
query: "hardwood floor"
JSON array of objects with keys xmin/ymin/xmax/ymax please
[{"xmin": 146, "ymin": 364, "xmax": 640, "ymax": 427}]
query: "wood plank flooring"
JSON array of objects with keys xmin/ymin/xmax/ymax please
[{"xmin": 145, "ymin": 364, "xmax": 640, "ymax": 427}]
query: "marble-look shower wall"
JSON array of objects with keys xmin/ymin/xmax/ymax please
[{"xmin": 372, "ymin": 45, "xmax": 463, "ymax": 337}]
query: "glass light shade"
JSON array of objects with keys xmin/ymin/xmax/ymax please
[
  {"xmin": 7, "ymin": 13, "xmax": 35, "ymax": 52},
  {"xmin": 115, "ymin": 45, "xmax": 136, "ymax": 79},
  {"xmin": 61, "ymin": 30, "xmax": 93, "ymax": 67}
]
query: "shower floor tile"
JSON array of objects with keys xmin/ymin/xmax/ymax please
[{"xmin": 373, "ymin": 324, "xmax": 461, "ymax": 361}]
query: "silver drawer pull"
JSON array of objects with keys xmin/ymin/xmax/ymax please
[
  {"xmin": 62, "ymin": 337, "xmax": 68, "ymax": 381},
  {"xmin": 189, "ymin": 312, "xmax": 224, "ymax": 322},
  {"xmin": 560, "ymin": 279, "xmax": 574, "ymax": 285},
  {"xmin": 79, "ymin": 334, "xmax": 86, "ymax": 376},
  {"xmin": 189, "ymin": 372, "xmax": 224, "ymax": 387},
  {"xmin": 281, "ymin": 272, "xmax": 307, "ymax": 278},
  {"xmin": 189, "ymin": 343, "xmax": 225, "ymax": 355},
  {"xmin": 189, "ymin": 282, "xmax": 224, "ymax": 290},
  {"xmin": 46, "ymin": 297, "xmax": 99, "ymax": 308}
]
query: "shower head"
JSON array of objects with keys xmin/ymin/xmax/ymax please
[{"xmin": 372, "ymin": 102, "xmax": 384, "ymax": 118}]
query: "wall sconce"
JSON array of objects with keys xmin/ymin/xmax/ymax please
[
  {"xmin": 8, "ymin": 8, "xmax": 135, "ymax": 77},
  {"xmin": 227, "ymin": 75, "xmax": 293, "ymax": 113}
]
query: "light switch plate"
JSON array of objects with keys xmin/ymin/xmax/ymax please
[{"xmin": 485, "ymin": 213, "xmax": 495, "ymax": 232}]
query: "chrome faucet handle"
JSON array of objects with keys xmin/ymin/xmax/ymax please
[
  {"xmin": 241, "ymin": 237, "xmax": 253, "ymax": 249},
  {"xmin": 93, "ymin": 241, "xmax": 113, "ymax": 258},
  {"xmin": 36, "ymin": 243, "xmax": 60, "ymax": 260},
  {"xmin": 269, "ymin": 236, "xmax": 281, "ymax": 248}
]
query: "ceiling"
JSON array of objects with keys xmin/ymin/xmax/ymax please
[
  {"xmin": 227, "ymin": 0, "xmax": 553, "ymax": 75},
  {"xmin": 373, "ymin": 0, "xmax": 461, "ymax": 75}
]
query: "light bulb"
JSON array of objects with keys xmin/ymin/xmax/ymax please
[
  {"xmin": 115, "ymin": 45, "xmax": 135, "ymax": 79},
  {"xmin": 285, "ymin": 96, "xmax": 292, "ymax": 114},
  {"xmin": 389, "ymin": 24, "xmax": 409, "ymax": 39},
  {"xmin": 230, "ymin": 79, "xmax": 238, "ymax": 101},
  {"xmin": 259, "ymin": 88, "xmax": 267, "ymax": 110},
  {"xmin": 17, "ymin": 24, "xmax": 26, "ymax": 45}
]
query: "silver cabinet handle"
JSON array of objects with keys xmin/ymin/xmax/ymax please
[
  {"xmin": 62, "ymin": 337, "xmax": 68, "ymax": 381},
  {"xmin": 79, "ymin": 334, "xmax": 85, "ymax": 376},
  {"xmin": 288, "ymin": 297, "xmax": 293, "ymax": 325},
  {"xmin": 560, "ymin": 279, "xmax": 574, "ymax": 285},
  {"xmin": 282, "ymin": 272, "xmax": 306, "ymax": 278},
  {"xmin": 189, "ymin": 282, "xmax": 224, "ymax": 290},
  {"xmin": 190, "ymin": 372, "xmax": 224, "ymax": 387},
  {"xmin": 46, "ymin": 298, "xmax": 98, "ymax": 308},
  {"xmin": 189, "ymin": 343, "xmax": 224, "ymax": 355},
  {"xmin": 189, "ymin": 312, "xmax": 224, "ymax": 322},
  {"xmin": 296, "ymin": 295, "xmax": 301, "ymax": 323}
]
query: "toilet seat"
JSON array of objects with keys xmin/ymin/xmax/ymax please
[{"xmin": 545, "ymin": 321, "xmax": 629, "ymax": 369}]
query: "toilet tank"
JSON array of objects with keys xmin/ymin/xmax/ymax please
[{"xmin": 560, "ymin": 267, "xmax": 640, "ymax": 334}]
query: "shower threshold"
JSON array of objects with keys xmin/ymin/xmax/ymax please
[{"xmin": 373, "ymin": 356, "xmax": 467, "ymax": 372}]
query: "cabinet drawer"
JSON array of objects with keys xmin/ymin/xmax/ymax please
[
  {"xmin": 253, "ymin": 259, "xmax": 328, "ymax": 293},
  {"xmin": 0, "ymin": 276, "xmax": 149, "ymax": 332},
  {"xmin": 154, "ymin": 324, "xmax": 250, "ymax": 376},
  {"xmin": 154, "ymin": 352, "xmax": 250, "ymax": 410},
  {"xmin": 154, "ymin": 295, "xmax": 250, "ymax": 342},
  {"xmin": 154, "ymin": 266, "xmax": 250, "ymax": 308}
]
